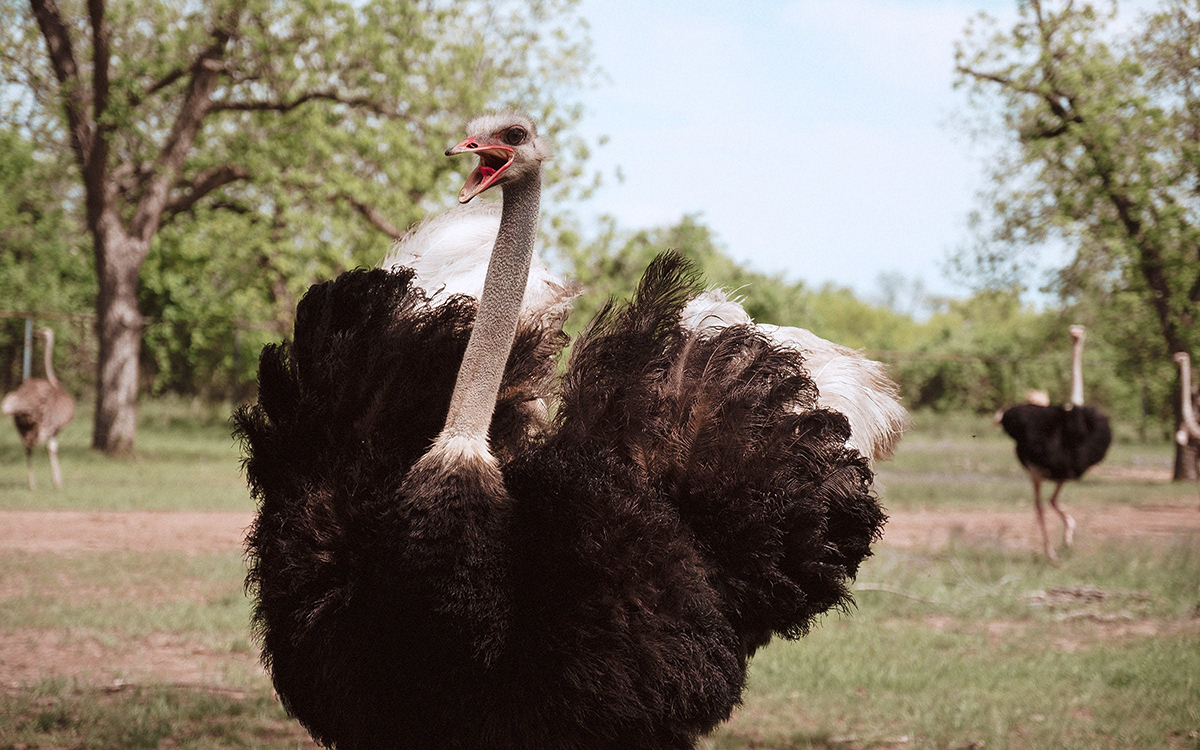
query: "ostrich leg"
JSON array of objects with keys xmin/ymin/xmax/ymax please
[
  {"xmin": 1031, "ymin": 473, "xmax": 1058, "ymax": 563},
  {"xmin": 48, "ymin": 437, "xmax": 63, "ymax": 490},
  {"xmin": 1047, "ymin": 481, "xmax": 1074, "ymax": 549},
  {"xmin": 24, "ymin": 447, "xmax": 35, "ymax": 490}
]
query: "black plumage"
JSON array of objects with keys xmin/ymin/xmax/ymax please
[
  {"xmin": 1000, "ymin": 403, "xmax": 1112, "ymax": 482},
  {"xmin": 234, "ymin": 253, "xmax": 885, "ymax": 750}
]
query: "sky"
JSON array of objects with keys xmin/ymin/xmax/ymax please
[{"xmin": 565, "ymin": 0, "xmax": 1150, "ymax": 302}]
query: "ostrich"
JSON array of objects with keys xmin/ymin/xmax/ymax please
[
  {"xmin": 1172, "ymin": 351, "xmax": 1200, "ymax": 449},
  {"xmin": 2, "ymin": 327, "xmax": 76, "ymax": 489},
  {"xmin": 236, "ymin": 112, "xmax": 892, "ymax": 750},
  {"xmin": 1000, "ymin": 325, "xmax": 1111, "ymax": 562},
  {"xmin": 384, "ymin": 211, "xmax": 907, "ymax": 462}
]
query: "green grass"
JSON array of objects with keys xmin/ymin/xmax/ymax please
[
  {"xmin": 0, "ymin": 551, "xmax": 250, "ymax": 645},
  {"xmin": 0, "ymin": 399, "xmax": 251, "ymax": 510},
  {"xmin": 1, "ymin": 680, "xmax": 312, "ymax": 750},
  {"xmin": 1, "ymin": 404, "xmax": 1198, "ymax": 748},
  {"xmin": 877, "ymin": 411, "xmax": 1191, "ymax": 510},
  {"xmin": 704, "ymin": 540, "xmax": 1200, "ymax": 749}
]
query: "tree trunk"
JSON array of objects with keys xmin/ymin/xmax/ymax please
[
  {"xmin": 1173, "ymin": 441, "xmax": 1199, "ymax": 481},
  {"xmin": 92, "ymin": 232, "xmax": 146, "ymax": 454},
  {"xmin": 1172, "ymin": 383, "xmax": 1200, "ymax": 481}
]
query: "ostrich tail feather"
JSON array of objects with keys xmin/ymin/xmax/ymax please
[{"xmin": 558, "ymin": 252, "xmax": 885, "ymax": 650}]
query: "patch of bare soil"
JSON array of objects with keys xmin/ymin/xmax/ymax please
[
  {"xmin": 915, "ymin": 612, "xmax": 1200, "ymax": 650},
  {"xmin": 0, "ymin": 510, "xmax": 252, "ymax": 554},
  {"xmin": 0, "ymin": 629, "xmax": 260, "ymax": 689},
  {"xmin": 0, "ymin": 504, "xmax": 1196, "ymax": 691},
  {"xmin": 2, "ymin": 503, "xmax": 1197, "ymax": 557},
  {"xmin": 881, "ymin": 502, "xmax": 1200, "ymax": 552}
]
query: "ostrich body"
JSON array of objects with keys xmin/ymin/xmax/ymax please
[
  {"xmin": 384, "ymin": 212, "xmax": 907, "ymax": 462},
  {"xmin": 237, "ymin": 113, "xmax": 888, "ymax": 749},
  {"xmin": 2, "ymin": 327, "xmax": 75, "ymax": 489},
  {"xmin": 1173, "ymin": 352, "xmax": 1200, "ymax": 448},
  {"xmin": 1000, "ymin": 325, "xmax": 1111, "ymax": 562}
]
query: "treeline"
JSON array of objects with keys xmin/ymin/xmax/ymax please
[{"xmin": 0, "ymin": 129, "xmax": 1180, "ymax": 440}]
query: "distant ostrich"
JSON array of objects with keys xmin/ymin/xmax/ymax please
[
  {"xmin": 236, "ymin": 112, "xmax": 895, "ymax": 749},
  {"xmin": 2, "ymin": 327, "xmax": 76, "ymax": 489},
  {"xmin": 385, "ymin": 211, "xmax": 908, "ymax": 461},
  {"xmin": 1172, "ymin": 352, "xmax": 1200, "ymax": 448},
  {"xmin": 1000, "ymin": 325, "xmax": 1111, "ymax": 562}
]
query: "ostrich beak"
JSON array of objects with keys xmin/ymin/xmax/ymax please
[{"xmin": 445, "ymin": 139, "xmax": 515, "ymax": 203}]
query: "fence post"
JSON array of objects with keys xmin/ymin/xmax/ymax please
[{"xmin": 22, "ymin": 317, "xmax": 32, "ymax": 381}]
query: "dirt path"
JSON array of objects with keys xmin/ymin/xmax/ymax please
[
  {"xmin": 1, "ymin": 504, "xmax": 1197, "ymax": 692},
  {"xmin": 1, "ymin": 503, "xmax": 1197, "ymax": 555}
]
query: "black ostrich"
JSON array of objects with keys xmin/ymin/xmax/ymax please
[
  {"xmin": 235, "ymin": 112, "xmax": 890, "ymax": 750},
  {"xmin": 1000, "ymin": 325, "xmax": 1111, "ymax": 562}
]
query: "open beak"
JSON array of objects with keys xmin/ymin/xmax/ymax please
[{"xmin": 445, "ymin": 138, "xmax": 515, "ymax": 203}]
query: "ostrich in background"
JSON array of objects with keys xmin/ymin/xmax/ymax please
[
  {"xmin": 236, "ymin": 112, "xmax": 894, "ymax": 749},
  {"xmin": 1000, "ymin": 325, "xmax": 1111, "ymax": 562},
  {"xmin": 1173, "ymin": 351, "xmax": 1200, "ymax": 449},
  {"xmin": 2, "ymin": 327, "xmax": 76, "ymax": 489},
  {"xmin": 1172, "ymin": 352, "xmax": 1200, "ymax": 508},
  {"xmin": 385, "ymin": 210, "xmax": 908, "ymax": 462}
]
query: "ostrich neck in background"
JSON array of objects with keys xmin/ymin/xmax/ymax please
[
  {"xmin": 43, "ymin": 334, "xmax": 59, "ymax": 388},
  {"xmin": 437, "ymin": 172, "xmax": 541, "ymax": 451},
  {"xmin": 1181, "ymin": 356, "xmax": 1200, "ymax": 436},
  {"xmin": 1069, "ymin": 339, "xmax": 1084, "ymax": 407}
]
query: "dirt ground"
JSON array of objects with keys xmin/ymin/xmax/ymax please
[
  {"xmin": 1, "ymin": 503, "xmax": 1197, "ymax": 556},
  {"xmin": 1, "ymin": 504, "xmax": 1198, "ymax": 691}
]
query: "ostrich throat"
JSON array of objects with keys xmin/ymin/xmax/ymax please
[
  {"xmin": 1069, "ymin": 339, "xmax": 1084, "ymax": 407},
  {"xmin": 434, "ymin": 173, "xmax": 541, "ymax": 462},
  {"xmin": 44, "ymin": 333, "xmax": 59, "ymax": 388}
]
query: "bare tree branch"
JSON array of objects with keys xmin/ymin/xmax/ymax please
[
  {"xmin": 127, "ymin": 66, "xmax": 186, "ymax": 109},
  {"xmin": 340, "ymin": 194, "xmax": 404, "ymax": 238},
  {"xmin": 211, "ymin": 90, "xmax": 401, "ymax": 118},
  {"xmin": 128, "ymin": 10, "xmax": 241, "ymax": 245},
  {"xmin": 161, "ymin": 163, "xmax": 251, "ymax": 222},
  {"xmin": 29, "ymin": 0, "xmax": 93, "ymax": 171},
  {"xmin": 86, "ymin": 0, "xmax": 112, "ymax": 214}
]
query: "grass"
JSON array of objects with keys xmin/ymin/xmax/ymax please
[
  {"xmin": 0, "ymin": 398, "xmax": 250, "ymax": 510},
  {"xmin": 1, "ymin": 402, "xmax": 1198, "ymax": 748}
]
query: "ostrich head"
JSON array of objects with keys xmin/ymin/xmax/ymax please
[
  {"xmin": 1068, "ymin": 324, "xmax": 1086, "ymax": 342},
  {"xmin": 445, "ymin": 111, "xmax": 551, "ymax": 203},
  {"xmin": 1174, "ymin": 351, "xmax": 1190, "ymax": 367},
  {"xmin": 39, "ymin": 327, "xmax": 54, "ymax": 343}
]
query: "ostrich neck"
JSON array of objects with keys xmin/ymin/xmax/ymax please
[
  {"xmin": 1069, "ymin": 339, "xmax": 1084, "ymax": 407},
  {"xmin": 435, "ymin": 173, "xmax": 540, "ymax": 457},
  {"xmin": 1181, "ymin": 356, "xmax": 1200, "ymax": 436},
  {"xmin": 43, "ymin": 336, "xmax": 59, "ymax": 388}
]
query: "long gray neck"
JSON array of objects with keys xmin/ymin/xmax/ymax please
[
  {"xmin": 1069, "ymin": 338, "xmax": 1084, "ymax": 407},
  {"xmin": 434, "ymin": 173, "xmax": 541, "ymax": 457},
  {"xmin": 1181, "ymin": 355, "xmax": 1200, "ymax": 437},
  {"xmin": 43, "ymin": 333, "xmax": 59, "ymax": 388}
]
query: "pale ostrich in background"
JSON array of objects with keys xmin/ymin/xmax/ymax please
[
  {"xmin": 1173, "ymin": 352, "xmax": 1200, "ymax": 448},
  {"xmin": 1000, "ymin": 325, "xmax": 1112, "ymax": 562},
  {"xmin": 2, "ymin": 327, "xmax": 76, "ymax": 489},
  {"xmin": 385, "ymin": 211, "xmax": 908, "ymax": 462},
  {"xmin": 236, "ymin": 112, "xmax": 895, "ymax": 749},
  {"xmin": 1172, "ymin": 352, "xmax": 1200, "ymax": 509}
]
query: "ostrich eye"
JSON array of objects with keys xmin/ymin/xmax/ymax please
[{"xmin": 503, "ymin": 127, "xmax": 526, "ymax": 146}]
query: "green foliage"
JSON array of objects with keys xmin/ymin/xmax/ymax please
[
  {"xmin": 953, "ymin": 0, "xmax": 1200, "ymax": 433},
  {"xmin": 0, "ymin": 130, "xmax": 94, "ymax": 394},
  {"xmin": 0, "ymin": 0, "xmax": 598, "ymax": 400}
]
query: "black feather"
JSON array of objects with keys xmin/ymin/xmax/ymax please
[
  {"xmin": 1000, "ymin": 403, "xmax": 1112, "ymax": 481},
  {"xmin": 234, "ymin": 254, "xmax": 886, "ymax": 749}
]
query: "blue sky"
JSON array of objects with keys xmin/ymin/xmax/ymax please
[{"xmin": 566, "ymin": 0, "xmax": 1151, "ymax": 301}]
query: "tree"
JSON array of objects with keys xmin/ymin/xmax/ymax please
[
  {"xmin": 0, "ymin": 0, "xmax": 594, "ymax": 453},
  {"xmin": 0, "ymin": 129, "xmax": 94, "ymax": 393},
  {"xmin": 955, "ymin": 0, "xmax": 1200, "ymax": 477}
]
